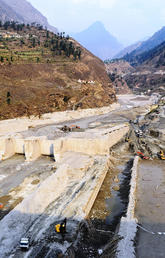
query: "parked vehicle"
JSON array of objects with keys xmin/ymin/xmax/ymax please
[
  {"xmin": 55, "ymin": 218, "xmax": 67, "ymax": 234},
  {"xmin": 20, "ymin": 238, "xmax": 29, "ymax": 250}
]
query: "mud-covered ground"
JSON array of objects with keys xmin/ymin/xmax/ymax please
[
  {"xmin": 0, "ymin": 156, "xmax": 55, "ymax": 220},
  {"xmin": 0, "ymin": 94, "xmax": 164, "ymax": 257}
]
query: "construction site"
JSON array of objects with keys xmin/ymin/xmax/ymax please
[{"xmin": 0, "ymin": 94, "xmax": 165, "ymax": 258}]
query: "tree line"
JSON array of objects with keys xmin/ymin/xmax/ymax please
[{"xmin": 0, "ymin": 20, "xmax": 82, "ymax": 61}]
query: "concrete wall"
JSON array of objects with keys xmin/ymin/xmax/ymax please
[
  {"xmin": 14, "ymin": 138, "xmax": 24, "ymax": 154},
  {"xmin": 0, "ymin": 124, "xmax": 129, "ymax": 162},
  {"xmin": 0, "ymin": 137, "xmax": 15, "ymax": 160},
  {"xmin": 83, "ymin": 158, "xmax": 111, "ymax": 218},
  {"xmin": 40, "ymin": 139, "xmax": 54, "ymax": 156},
  {"xmin": 24, "ymin": 138, "xmax": 42, "ymax": 162},
  {"xmin": 54, "ymin": 125, "xmax": 129, "ymax": 158},
  {"xmin": 117, "ymin": 156, "xmax": 139, "ymax": 258}
]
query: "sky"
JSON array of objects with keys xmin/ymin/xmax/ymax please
[{"xmin": 28, "ymin": 0, "xmax": 165, "ymax": 46}]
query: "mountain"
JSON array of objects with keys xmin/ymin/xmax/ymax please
[
  {"xmin": 0, "ymin": 0, "xmax": 57, "ymax": 33},
  {"xmin": 0, "ymin": 23, "xmax": 116, "ymax": 120},
  {"xmin": 0, "ymin": 0, "xmax": 23, "ymax": 22},
  {"xmin": 72, "ymin": 21, "xmax": 123, "ymax": 61},
  {"xmin": 123, "ymin": 42, "xmax": 165, "ymax": 95},
  {"xmin": 114, "ymin": 41, "xmax": 143, "ymax": 59},
  {"xmin": 123, "ymin": 26, "xmax": 165, "ymax": 65},
  {"xmin": 105, "ymin": 60, "xmax": 134, "ymax": 94}
]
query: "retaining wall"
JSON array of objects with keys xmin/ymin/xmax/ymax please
[
  {"xmin": 117, "ymin": 156, "xmax": 139, "ymax": 258},
  {"xmin": 0, "ymin": 124, "xmax": 129, "ymax": 161}
]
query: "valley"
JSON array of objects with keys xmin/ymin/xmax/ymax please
[{"xmin": 0, "ymin": 1, "xmax": 165, "ymax": 257}]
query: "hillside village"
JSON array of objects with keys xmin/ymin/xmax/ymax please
[{"xmin": 0, "ymin": 21, "xmax": 82, "ymax": 64}]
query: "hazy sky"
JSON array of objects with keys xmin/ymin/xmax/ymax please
[{"xmin": 28, "ymin": 0, "xmax": 165, "ymax": 46}]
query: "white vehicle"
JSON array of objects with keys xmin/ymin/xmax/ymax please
[{"xmin": 20, "ymin": 238, "xmax": 29, "ymax": 250}]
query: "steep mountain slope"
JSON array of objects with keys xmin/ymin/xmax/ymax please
[
  {"xmin": 72, "ymin": 21, "xmax": 122, "ymax": 61},
  {"xmin": 0, "ymin": 24, "xmax": 116, "ymax": 120},
  {"xmin": 0, "ymin": 0, "xmax": 57, "ymax": 33},
  {"xmin": 123, "ymin": 42, "xmax": 165, "ymax": 95},
  {"xmin": 114, "ymin": 41, "xmax": 143, "ymax": 59},
  {"xmin": 0, "ymin": 0, "xmax": 23, "ymax": 23},
  {"xmin": 123, "ymin": 26, "xmax": 165, "ymax": 65},
  {"xmin": 105, "ymin": 60, "xmax": 133, "ymax": 94}
]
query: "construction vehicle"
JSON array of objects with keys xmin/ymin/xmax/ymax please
[
  {"xmin": 135, "ymin": 130, "xmax": 143, "ymax": 138},
  {"xmin": 61, "ymin": 125, "xmax": 81, "ymax": 132},
  {"xmin": 20, "ymin": 238, "xmax": 29, "ymax": 250},
  {"xmin": 125, "ymin": 137, "xmax": 131, "ymax": 142},
  {"xmin": 55, "ymin": 218, "xmax": 67, "ymax": 234},
  {"xmin": 149, "ymin": 104, "xmax": 159, "ymax": 114},
  {"xmin": 158, "ymin": 150, "xmax": 165, "ymax": 160}
]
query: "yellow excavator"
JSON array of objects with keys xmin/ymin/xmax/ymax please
[
  {"xmin": 158, "ymin": 150, "xmax": 165, "ymax": 160},
  {"xmin": 55, "ymin": 218, "xmax": 67, "ymax": 234}
]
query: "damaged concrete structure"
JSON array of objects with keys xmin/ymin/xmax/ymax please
[
  {"xmin": 0, "ymin": 119, "xmax": 129, "ymax": 257},
  {"xmin": 117, "ymin": 156, "xmax": 139, "ymax": 258},
  {"xmin": 0, "ymin": 124, "xmax": 129, "ymax": 162}
]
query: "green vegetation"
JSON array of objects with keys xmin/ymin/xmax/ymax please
[{"xmin": 0, "ymin": 21, "xmax": 82, "ymax": 65}]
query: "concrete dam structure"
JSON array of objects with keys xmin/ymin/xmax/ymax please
[
  {"xmin": 0, "ymin": 124, "xmax": 129, "ymax": 162},
  {"xmin": 0, "ymin": 94, "xmax": 162, "ymax": 257},
  {"xmin": 0, "ymin": 116, "xmax": 129, "ymax": 257}
]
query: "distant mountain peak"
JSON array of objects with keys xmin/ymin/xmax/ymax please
[
  {"xmin": 89, "ymin": 21, "xmax": 105, "ymax": 29},
  {"xmin": 72, "ymin": 21, "xmax": 122, "ymax": 60}
]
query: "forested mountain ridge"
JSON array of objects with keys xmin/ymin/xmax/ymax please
[{"xmin": 123, "ymin": 26, "xmax": 165, "ymax": 65}]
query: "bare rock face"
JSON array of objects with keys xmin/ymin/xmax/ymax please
[
  {"xmin": 0, "ymin": 0, "xmax": 23, "ymax": 23},
  {"xmin": 0, "ymin": 0, "xmax": 57, "ymax": 33}
]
